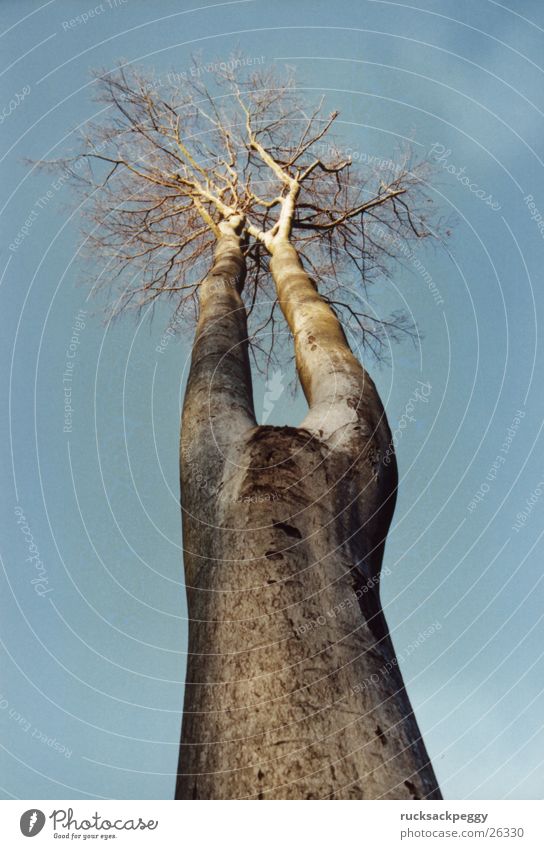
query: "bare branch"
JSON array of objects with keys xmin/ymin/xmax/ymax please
[{"xmin": 36, "ymin": 59, "xmax": 446, "ymax": 365}]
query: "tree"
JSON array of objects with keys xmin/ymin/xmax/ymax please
[{"xmin": 52, "ymin": 61, "xmax": 443, "ymax": 800}]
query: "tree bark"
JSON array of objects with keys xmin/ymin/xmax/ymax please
[{"xmin": 175, "ymin": 229, "xmax": 441, "ymax": 800}]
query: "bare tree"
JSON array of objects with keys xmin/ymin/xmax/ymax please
[{"xmin": 51, "ymin": 61, "xmax": 443, "ymax": 800}]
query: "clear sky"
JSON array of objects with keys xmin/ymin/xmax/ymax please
[{"xmin": 1, "ymin": 0, "xmax": 544, "ymax": 800}]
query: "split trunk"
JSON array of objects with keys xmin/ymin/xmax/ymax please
[{"xmin": 175, "ymin": 223, "xmax": 441, "ymax": 800}]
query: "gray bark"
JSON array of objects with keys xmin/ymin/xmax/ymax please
[{"xmin": 175, "ymin": 228, "xmax": 441, "ymax": 800}]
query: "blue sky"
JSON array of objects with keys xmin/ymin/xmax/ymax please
[{"xmin": 1, "ymin": 0, "xmax": 544, "ymax": 800}]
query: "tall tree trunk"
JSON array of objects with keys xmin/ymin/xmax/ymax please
[{"xmin": 175, "ymin": 229, "xmax": 441, "ymax": 800}]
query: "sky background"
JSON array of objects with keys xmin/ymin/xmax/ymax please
[{"xmin": 1, "ymin": 0, "xmax": 544, "ymax": 800}]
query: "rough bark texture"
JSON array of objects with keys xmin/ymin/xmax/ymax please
[{"xmin": 175, "ymin": 230, "xmax": 441, "ymax": 800}]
